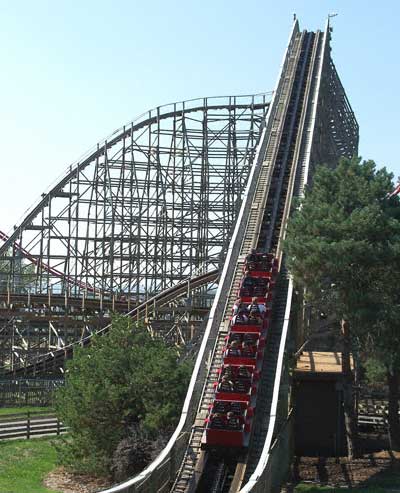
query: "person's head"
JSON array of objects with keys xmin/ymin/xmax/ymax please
[
  {"xmin": 227, "ymin": 411, "xmax": 235, "ymax": 419},
  {"xmin": 252, "ymin": 296, "xmax": 257, "ymax": 303},
  {"xmin": 231, "ymin": 340, "xmax": 240, "ymax": 348}
]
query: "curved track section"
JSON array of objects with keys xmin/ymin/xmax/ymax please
[
  {"xmin": 0, "ymin": 95, "xmax": 269, "ymax": 299},
  {"xmin": 0, "ymin": 94, "xmax": 270, "ymax": 369},
  {"xmin": 6, "ymin": 269, "xmax": 219, "ymax": 377}
]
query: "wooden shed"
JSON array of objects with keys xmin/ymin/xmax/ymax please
[{"xmin": 293, "ymin": 351, "xmax": 354, "ymax": 456}]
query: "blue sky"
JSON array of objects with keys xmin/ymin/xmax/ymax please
[{"xmin": 0, "ymin": 0, "xmax": 399, "ymax": 231}]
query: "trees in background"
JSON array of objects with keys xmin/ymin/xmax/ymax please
[
  {"xmin": 0, "ymin": 250, "xmax": 35, "ymax": 292},
  {"xmin": 55, "ymin": 316, "xmax": 192, "ymax": 478},
  {"xmin": 285, "ymin": 156, "xmax": 400, "ymax": 454}
]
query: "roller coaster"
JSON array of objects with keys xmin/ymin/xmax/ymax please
[
  {"xmin": 0, "ymin": 94, "xmax": 269, "ymax": 370},
  {"xmin": 0, "ymin": 18, "xmax": 358, "ymax": 493}
]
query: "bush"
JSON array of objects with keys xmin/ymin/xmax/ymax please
[
  {"xmin": 364, "ymin": 357, "xmax": 386, "ymax": 389},
  {"xmin": 110, "ymin": 424, "xmax": 169, "ymax": 482},
  {"xmin": 55, "ymin": 316, "xmax": 192, "ymax": 476}
]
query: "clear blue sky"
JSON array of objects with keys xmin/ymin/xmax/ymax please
[{"xmin": 0, "ymin": 0, "xmax": 399, "ymax": 232}]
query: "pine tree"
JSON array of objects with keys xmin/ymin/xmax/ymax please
[
  {"xmin": 285, "ymin": 156, "xmax": 400, "ymax": 454},
  {"xmin": 55, "ymin": 316, "xmax": 192, "ymax": 475}
]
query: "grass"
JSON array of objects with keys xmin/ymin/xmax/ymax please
[
  {"xmin": 295, "ymin": 483, "xmax": 398, "ymax": 492},
  {"xmin": 0, "ymin": 406, "xmax": 52, "ymax": 416},
  {"xmin": 0, "ymin": 437, "xmax": 60, "ymax": 493}
]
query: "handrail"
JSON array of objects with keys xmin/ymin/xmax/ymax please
[
  {"xmin": 299, "ymin": 19, "xmax": 330, "ymax": 197},
  {"xmin": 240, "ymin": 277, "xmax": 293, "ymax": 492}
]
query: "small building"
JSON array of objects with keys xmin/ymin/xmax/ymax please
[{"xmin": 293, "ymin": 351, "xmax": 354, "ymax": 456}]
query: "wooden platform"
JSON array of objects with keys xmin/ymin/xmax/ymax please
[{"xmin": 295, "ymin": 351, "xmax": 353, "ymax": 376}]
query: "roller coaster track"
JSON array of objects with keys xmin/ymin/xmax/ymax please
[
  {"xmin": 172, "ymin": 25, "xmax": 318, "ymax": 493},
  {"xmin": 0, "ymin": 230, "xmax": 98, "ymax": 293},
  {"xmin": 0, "ymin": 17, "xmax": 358, "ymax": 493},
  {"xmin": 1, "ymin": 93, "xmax": 272, "ymax": 371},
  {"xmin": 0, "ymin": 99, "xmax": 268, "ymax": 259},
  {"xmin": 5, "ymin": 268, "xmax": 218, "ymax": 377},
  {"xmin": 97, "ymin": 18, "xmax": 358, "ymax": 493}
]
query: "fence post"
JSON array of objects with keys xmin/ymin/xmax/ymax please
[{"xmin": 27, "ymin": 411, "xmax": 30, "ymax": 440}]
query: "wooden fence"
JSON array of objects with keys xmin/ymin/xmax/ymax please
[{"xmin": 0, "ymin": 410, "xmax": 66, "ymax": 440}]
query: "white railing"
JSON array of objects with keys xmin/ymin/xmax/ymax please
[
  {"xmin": 240, "ymin": 278, "xmax": 293, "ymax": 492},
  {"xmin": 240, "ymin": 19, "xmax": 330, "ymax": 493},
  {"xmin": 98, "ymin": 18, "xmax": 302, "ymax": 493},
  {"xmin": 98, "ymin": 100, "xmax": 271, "ymax": 493}
]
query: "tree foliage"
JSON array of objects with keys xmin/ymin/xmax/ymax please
[
  {"xmin": 286, "ymin": 157, "xmax": 396, "ymax": 319},
  {"xmin": 364, "ymin": 357, "xmax": 386, "ymax": 389},
  {"xmin": 285, "ymin": 156, "xmax": 400, "ymax": 451},
  {"xmin": 55, "ymin": 316, "xmax": 192, "ymax": 476}
]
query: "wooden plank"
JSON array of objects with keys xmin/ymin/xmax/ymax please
[{"xmin": 295, "ymin": 351, "xmax": 354, "ymax": 374}]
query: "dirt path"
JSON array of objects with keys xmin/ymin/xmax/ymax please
[{"xmin": 44, "ymin": 467, "xmax": 112, "ymax": 493}]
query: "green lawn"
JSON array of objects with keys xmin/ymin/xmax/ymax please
[
  {"xmin": 0, "ymin": 406, "xmax": 52, "ymax": 416},
  {"xmin": 0, "ymin": 437, "xmax": 60, "ymax": 493}
]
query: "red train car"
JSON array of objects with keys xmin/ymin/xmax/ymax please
[
  {"xmin": 202, "ymin": 252, "xmax": 278, "ymax": 450},
  {"xmin": 203, "ymin": 400, "xmax": 253, "ymax": 448},
  {"xmin": 214, "ymin": 363, "xmax": 259, "ymax": 403}
]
